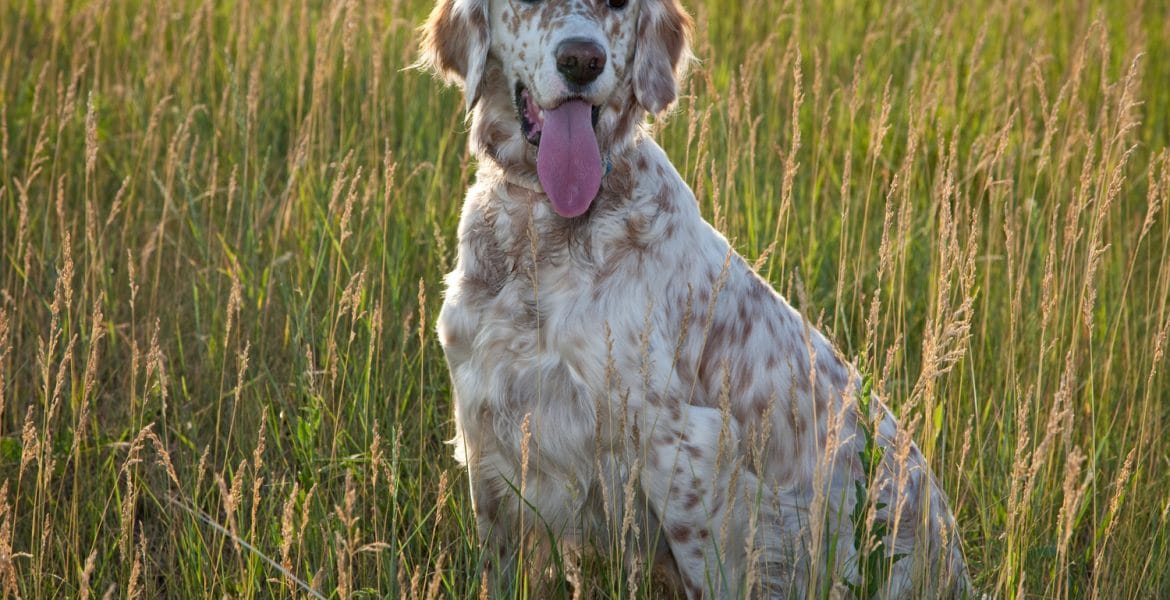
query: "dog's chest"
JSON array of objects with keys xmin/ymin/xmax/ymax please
[
  {"xmin": 440, "ymin": 224, "xmax": 611, "ymax": 370},
  {"xmin": 441, "ymin": 193, "xmax": 673, "ymax": 361}
]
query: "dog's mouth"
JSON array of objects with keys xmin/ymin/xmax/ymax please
[
  {"xmin": 515, "ymin": 83, "xmax": 601, "ymax": 147},
  {"xmin": 514, "ymin": 83, "xmax": 604, "ymax": 219}
]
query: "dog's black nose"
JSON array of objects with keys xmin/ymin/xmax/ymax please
[{"xmin": 556, "ymin": 38, "xmax": 606, "ymax": 86}]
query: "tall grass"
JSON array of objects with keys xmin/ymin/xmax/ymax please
[{"xmin": 0, "ymin": 0, "xmax": 1167, "ymax": 597}]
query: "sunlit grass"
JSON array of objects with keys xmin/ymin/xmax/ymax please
[{"xmin": 0, "ymin": 0, "xmax": 1167, "ymax": 597}]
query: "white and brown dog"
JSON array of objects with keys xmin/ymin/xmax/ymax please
[{"xmin": 420, "ymin": 0, "xmax": 969, "ymax": 597}]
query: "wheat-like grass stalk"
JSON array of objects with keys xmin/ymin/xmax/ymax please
[{"xmin": 170, "ymin": 496, "xmax": 326, "ymax": 599}]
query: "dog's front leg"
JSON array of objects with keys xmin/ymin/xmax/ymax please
[
  {"xmin": 449, "ymin": 388, "xmax": 516, "ymax": 595},
  {"xmin": 454, "ymin": 363, "xmax": 597, "ymax": 597},
  {"xmin": 639, "ymin": 404, "xmax": 747, "ymax": 599},
  {"xmin": 458, "ymin": 431, "xmax": 540, "ymax": 596}
]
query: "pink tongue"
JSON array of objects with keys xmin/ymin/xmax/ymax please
[{"xmin": 536, "ymin": 100, "xmax": 602, "ymax": 218}]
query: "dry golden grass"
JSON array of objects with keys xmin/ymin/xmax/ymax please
[{"xmin": 0, "ymin": 0, "xmax": 1168, "ymax": 597}]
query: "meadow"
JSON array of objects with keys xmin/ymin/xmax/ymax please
[{"xmin": 1, "ymin": 0, "xmax": 1168, "ymax": 597}]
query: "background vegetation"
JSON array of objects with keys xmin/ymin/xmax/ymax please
[{"xmin": 1, "ymin": 0, "xmax": 1167, "ymax": 597}]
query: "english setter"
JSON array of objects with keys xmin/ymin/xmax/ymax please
[{"xmin": 420, "ymin": 0, "xmax": 969, "ymax": 597}]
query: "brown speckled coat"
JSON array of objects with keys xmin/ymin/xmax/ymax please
[{"xmin": 419, "ymin": 0, "xmax": 969, "ymax": 597}]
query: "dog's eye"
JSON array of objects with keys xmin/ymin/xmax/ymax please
[{"xmin": 607, "ymin": 0, "xmax": 628, "ymax": 8}]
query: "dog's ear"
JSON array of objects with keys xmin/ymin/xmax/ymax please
[
  {"xmin": 633, "ymin": 0, "xmax": 693, "ymax": 115},
  {"xmin": 417, "ymin": 0, "xmax": 491, "ymax": 111}
]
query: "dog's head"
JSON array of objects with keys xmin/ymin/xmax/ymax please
[{"xmin": 419, "ymin": 0, "xmax": 692, "ymax": 217}]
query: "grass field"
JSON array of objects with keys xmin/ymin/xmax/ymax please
[{"xmin": 1, "ymin": 0, "xmax": 1168, "ymax": 597}]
